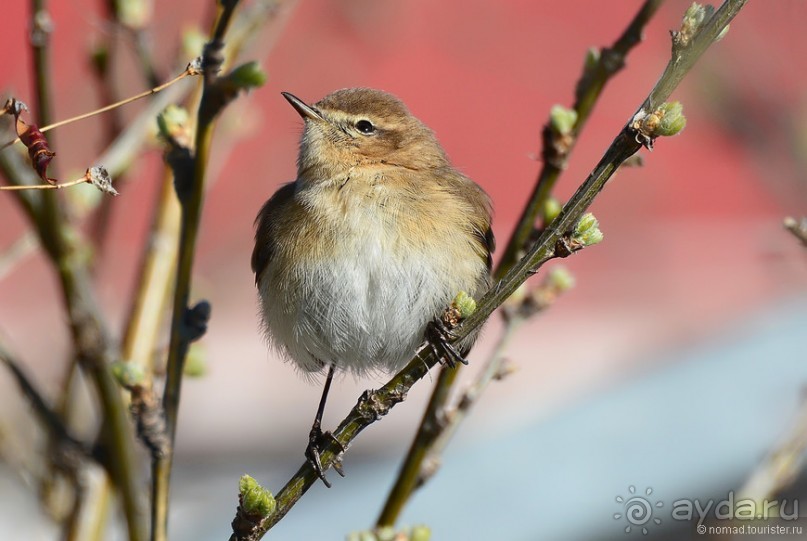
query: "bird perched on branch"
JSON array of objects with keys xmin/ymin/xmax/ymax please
[{"xmin": 252, "ymin": 88, "xmax": 494, "ymax": 486}]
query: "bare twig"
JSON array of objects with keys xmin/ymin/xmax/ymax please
[
  {"xmin": 233, "ymin": 1, "xmax": 749, "ymax": 536},
  {"xmin": 0, "ymin": 230, "xmax": 37, "ymax": 282},
  {"xmin": 0, "ymin": 167, "xmax": 117, "ymax": 195},
  {"xmin": 0, "ymin": 126, "xmax": 147, "ymax": 541},
  {"xmin": 15, "ymin": 1, "xmax": 147, "ymax": 539},
  {"xmin": 0, "ymin": 340, "xmax": 91, "ymax": 465},
  {"xmin": 151, "ymin": 2, "xmax": 245, "ymax": 540},
  {"xmin": 29, "ymin": 0, "xmax": 55, "ymax": 134},
  {"xmin": 374, "ymin": 364, "xmax": 461, "ymax": 529},
  {"xmin": 1, "ymin": 67, "xmax": 198, "ymax": 152}
]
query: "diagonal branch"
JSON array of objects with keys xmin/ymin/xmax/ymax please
[
  {"xmin": 496, "ymin": 0, "xmax": 666, "ymax": 279},
  {"xmin": 150, "ymin": 1, "xmax": 258, "ymax": 539},
  {"xmin": 376, "ymin": 0, "xmax": 667, "ymax": 528},
  {"xmin": 0, "ymin": 340, "xmax": 92, "ymax": 465}
]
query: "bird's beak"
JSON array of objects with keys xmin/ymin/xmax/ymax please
[{"xmin": 281, "ymin": 92, "xmax": 323, "ymax": 121}]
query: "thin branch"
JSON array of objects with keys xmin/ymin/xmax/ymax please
[
  {"xmin": 495, "ymin": 0, "xmax": 665, "ymax": 280},
  {"xmin": 0, "ymin": 173, "xmax": 93, "ymax": 191},
  {"xmin": 0, "ymin": 340, "xmax": 91, "ymax": 464},
  {"xmin": 233, "ymin": 0, "xmax": 749, "ymax": 536},
  {"xmin": 416, "ymin": 274, "xmax": 571, "ymax": 488},
  {"xmin": 0, "ymin": 230, "xmax": 37, "ymax": 282},
  {"xmin": 121, "ymin": 170, "xmax": 181, "ymax": 377},
  {"xmin": 121, "ymin": 0, "xmax": 292, "ymax": 383},
  {"xmin": 456, "ymin": 0, "xmax": 747, "ymax": 358},
  {"xmin": 0, "ymin": 125, "xmax": 147, "ymax": 541},
  {"xmin": 151, "ymin": 2, "xmax": 243, "ymax": 540},
  {"xmin": 29, "ymin": 0, "xmax": 55, "ymax": 131},
  {"xmin": 375, "ymin": 365, "xmax": 461, "ymax": 528},
  {"xmin": 39, "ymin": 70, "xmax": 195, "ymax": 134},
  {"xmin": 20, "ymin": 1, "xmax": 148, "ymax": 538},
  {"xmin": 1, "ymin": 68, "xmax": 198, "ymax": 152},
  {"xmin": 376, "ymin": 0, "xmax": 666, "ymax": 528}
]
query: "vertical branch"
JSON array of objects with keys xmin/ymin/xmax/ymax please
[
  {"xmin": 150, "ymin": 2, "xmax": 241, "ymax": 540},
  {"xmin": 121, "ymin": 169, "xmax": 181, "ymax": 377},
  {"xmin": 30, "ymin": 0, "xmax": 55, "ymax": 129},
  {"xmin": 0, "ymin": 147, "xmax": 147, "ymax": 541},
  {"xmin": 375, "ymin": 366, "xmax": 460, "ymax": 527},
  {"xmin": 15, "ymin": 2, "xmax": 148, "ymax": 540}
]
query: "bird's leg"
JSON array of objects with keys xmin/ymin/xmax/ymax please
[
  {"xmin": 426, "ymin": 316, "xmax": 468, "ymax": 368},
  {"xmin": 305, "ymin": 364, "xmax": 345, "ymax": 488}
]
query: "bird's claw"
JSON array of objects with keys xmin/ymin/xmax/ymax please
[
  {"xmin": 426, "ymin": 317, "xmax": 468, "ymax": 368},
  {"xmin": 306, "ymin": 422, "xmax": 346, "ymax": 488}
]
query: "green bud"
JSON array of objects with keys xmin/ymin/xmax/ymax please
[
  {"xmin": 656, "ymin": 101, "xmax": 687, "ymax": 136},
  {"xmin": 115, "ymin": 0, "xmax": 153, "ymax": 30},
  {"xmin": 375, "ymin": 527, "xmax": 395, "ymax": 541},
  {"xmin": 239, "ymin": 475, "xmax": 276, "ymax": 518},
  {"xmin": 182, "ymin": 26, "xmax": 206, "ymax": 59},
  {"xmin": 678, "ymin": 3, "xmax": 716, "ymax": 46},
  {"xmin": 683, "ymin": 2, "xmax": 708, "ymax": 27},
  {"xmin": 225, "ymin": 62, "xmax": 268, "ymax": 90},
  {"xmin": 409, "ymin": 525, "xmax": 432, "ymax": 541},
  {"xmin": 542, "ymin": 197, "xmax": 562, "ymax": 225},
  {"xmin": 545, "ymin": 267, "xmax": 575, "ymax": 293},
  {"xmin": 89, "ymin": 43, "xmax": 109, "ymax": 75},
  {"xmin": 110, "ymin": 361, "xmax": 146, "ymax": 388},
  {"xmin": 549, "ymin": 105, "xmax": 577, "ymax": 136},
  {"xmin": 715, "ymin": 24, "xmax": 730, "ymax": 42},
  {"xmin": 452, "ymin": 291, "xmax": 477, "ymax": 319},
  {"xmin": 156, "ymin": 105, "xmax": 191, "ymax": 143},
  {"xmin": 575, "ymin": 213, "xmax": 596, "ymax": 234},
  {"xmin": 574, "ymin": 213, "xmax": 604, "ymax": 246},
  {"xmin": 584, "ymin": 47, "xmax": 601, "ymax": 71},
  {"xmin": 631, "ymin": 102, "xmax": 686, "ymax": 145},
  {"xmin": 239, "ymin": 474, "xmax": 258, "ymax": 494},
  {"xmin": 184, "ymin": 343, "xmax": 207, "ymax": 378}
]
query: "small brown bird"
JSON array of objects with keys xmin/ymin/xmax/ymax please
[{"xmin": 252, "ymin": 88, "xmax": 494, "ymax": 485}]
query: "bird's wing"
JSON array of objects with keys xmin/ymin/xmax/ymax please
[{"xmin": 251, "ymin": 182, "xmax": 296, "ymax": 285}]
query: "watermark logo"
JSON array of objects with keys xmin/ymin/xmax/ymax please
[
  {"xmin": 614, "ymin": 486, "xmax": 802, "ymax": 536},
  {"xmin": 613, "ymin": 485, "xmax": 664, "ymax": 535}
]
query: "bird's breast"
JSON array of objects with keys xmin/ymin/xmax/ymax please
[{"xmin": 257, "ymin": 177, "xmax": 486, "ymax": 375}]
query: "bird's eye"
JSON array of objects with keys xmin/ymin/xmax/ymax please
[{"xmin": 355, "ymin": 119, "xmax": 375, "ymax": 134}]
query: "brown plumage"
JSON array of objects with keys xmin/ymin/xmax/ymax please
[{"xmin": 251, "ymin": 88, "xmax": 494, "ymax": 485}]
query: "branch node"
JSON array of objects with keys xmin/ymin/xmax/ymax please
[
  {"xmin": 130, "ymin": 386, "xmax": 170, "ymax": 458},
  {"xmin": 183, "ymin": 300, "xmax": 212, "ymax": 343}
]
